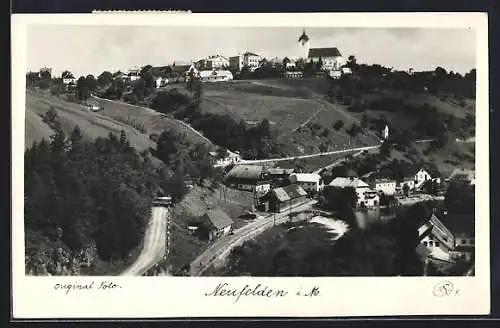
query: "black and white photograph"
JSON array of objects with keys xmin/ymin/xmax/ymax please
[{"xmin": 12, "ymin": 12, "xmax": 490, "ymax": 318}]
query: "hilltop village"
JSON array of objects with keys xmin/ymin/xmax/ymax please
[{"xmin": 25, "ymin": 29, "xmax": 476, "ymax": 277}]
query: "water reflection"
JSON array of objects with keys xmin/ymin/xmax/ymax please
[{"xmin": 355, "ymin": 207, "xmax": 398, "ymax": 229}]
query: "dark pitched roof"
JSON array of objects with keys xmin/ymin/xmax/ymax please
[
  {"xmin": 227, "ymin": 165, "xmax": 264, "ymax": 181},
  {"xmin": 171, "ymin": 65, "xmax": 192, "ymax": 73},
  {"xmin": 202, "ymin": 209, "xmax": 233, "ymax": 230},
  {"xmin": 244, "ymin": 52, "xmax": 260, "ymax": 57},
  {"xmin": 440, "ymin": 213, "xmax": 475, "ymax": 236},
  {"xmin": 272, "ymin": 184, "xmax": 308, "ymax": 202},
  {"xmin": 266, "ymin": 168, "xmax": 295, "ymax": 176},
  {"xmin": 308, "ymin": 47, "xmax": 342, "ymax": 58}
]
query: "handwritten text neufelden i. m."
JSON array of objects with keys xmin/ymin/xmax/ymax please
[{"xmin": 205, "ymin": 282, "xmax": 320, "ymax": 303}]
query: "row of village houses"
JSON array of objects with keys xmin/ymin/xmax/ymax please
[
  {"xmin": 105, "ymin": 47, "xmax": 352, "ymax": 86},
  {"xmin": 218, "ymin": 158, "xmax": 475, "ymax": 207},
  {"xmin": 43, "ymin": 46, "xmax": 353, "ymax": 90},
  {"xmin": 190, "ymin": 161, "xmax": 475, "ymax": 267}
]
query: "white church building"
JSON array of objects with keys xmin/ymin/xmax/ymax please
[{"xmin": 297, "ymin": 28, "xmax": 347, "ymax": 77}]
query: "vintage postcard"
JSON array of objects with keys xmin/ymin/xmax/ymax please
[{"xmin": 12, "ymin": 12, "xmax": 489, "ymax": 318}]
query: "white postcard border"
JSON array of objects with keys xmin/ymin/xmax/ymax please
[{"xmin": 11, "ymin": 12, "xmax": 490, "ymax": 318}]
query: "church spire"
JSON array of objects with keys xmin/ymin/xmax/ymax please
[{"xmin": 298, "ymin": 28, "xmax": 309, "ymax": 45}]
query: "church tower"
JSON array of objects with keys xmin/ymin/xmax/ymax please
[
  {"xmin": 382, "ymin": 125, "xmax": 389, "ymax": 140},
  {"xmin": 297, "ymin": 28, "xmax": 310, "ymax": 60}
]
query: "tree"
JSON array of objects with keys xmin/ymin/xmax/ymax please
[
  {"xmin": 186, "ymin": 70, "xmax": 202, "ymax": 108},
  {"xmin": 97, "ymin": 71, "xmax": 113, "ymax": 87},
  {"xmin": 155, "ymin": 130, "xmax": 179, "ymax": 167},
  {"xmin": 360, "ymin": 115, "xmax": 369, "ymax": 130},
  {"xmin": 345, "ymin": 55, "xmax": 359, "ymax": 73},
  {"xmin": 85, "ymin": 75, "xmax": 97, "ymax": 92},
  {"xmin": 62, "ymin": 71, "xmax": 74, "ymax": 79},
  {"xmin": 379, "ymin": 140, "xmax": 391, "ymax": 158},
  {"xmin": 435, "ymin": 66, "xmax": 447, "ymax": 79},
  {"xmin": 315, "ymin": 57, "xmax": 323, "ymax": 71},
  {"xmin": 139, "ymin": 65, "xmax": 155, "ymax": 89},
  {"xmin": 216, "ymin": 147, "xmax": 228, "ymax": 159},
  {"xmin": 402, "ymin": 183, "xmax": 410, "ymax": 197},
  {"xmin": 332, "ymin": 120, "xmax": 344, "ymax": 131},
  {"xmin": 76, "ymin": 76, "xmax": 90, "ymax": 101}
]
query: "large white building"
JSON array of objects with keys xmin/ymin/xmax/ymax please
[
  {"xmin": 307, "ymin": 47, "xmax": 347, "ymax": 71},
  {"xmin": 229, "ymin": 52, "xmax": 262, "ymax": 72},
  {"xmin": 197, "ymin": 55, "xmax": 230, "ymax": 70},
  {"xmin": 371, "ymin": 178, "xmax": 397, "ymax": 196},
  {"xmin": 328, "ymin": 177, "xmax": 379, "ymax": 208},
  {"xmin": 289, "ymin": 173, "xmax": 324, "ymax": 194}
]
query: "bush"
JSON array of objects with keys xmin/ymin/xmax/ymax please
[{"xmin": 332, "ymin": 120, "xmax": 344, "ymax": 131}]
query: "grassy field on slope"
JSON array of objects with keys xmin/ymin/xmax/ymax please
[
  {"xmin": 25, "ymin": 106, "xmax": 54, "ymax": 148},
  {"xmin": 26, "ymin": 90, "xmax": 155, "ymax": 151}
]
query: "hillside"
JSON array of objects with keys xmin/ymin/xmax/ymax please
[
  {"xmin": 26, "ymin": 90, "xmax": 155, "ymax": 151},
  {"xmin": 166, "ymin": 184, "xmax": 255, "ymax": 275},
  {"xmin": 25, "ymin": 106, "xmax": 54, "ymax": 148}
]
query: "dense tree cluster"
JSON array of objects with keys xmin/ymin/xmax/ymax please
[
  {"xmin": 24, "ymin": 111, "xmax": 195, "ymax": 274},
  {"xmin": 151, "ymin": 129, "xmax": 223, "ymax": 198},
  {"xmin": 318, "ymin": 186, "xmax": 358, "ymax": 228}
]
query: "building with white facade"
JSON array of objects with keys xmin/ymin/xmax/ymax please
[
  {"xmin": 371, "ymin": 178, "xmax": 397, "ymax": 196},
  {"xmin": 197, "ymin": 55, "xmax": 230, "ymax": 70},
  {"xmin": 418, "ymin": 212, "xmax": 474, "ymax": 264},
  {"xmin": 229, "ymin": 52, "xmax": 262, "ymax": 72},
  {"xmin": 413, "ymin": 167, "xmax": 440, "ymax": 189},
  {"xmin": 308, "ymin": 47, "xmax": 347, "ymax": 72},
  {"xmin": 209, "ymin": 150, "xmax": 241, "ymax": 167},
  {"xmin": 198, "ymin": 70, "xmax": 233, "ymax": 82},
  {"xmin": 328, "ymin": 177, "xmax": 379, "ymax": 208},
  {"xmin": 418, "ymin": 213, "xmax": 455, "ymax": 262},
  {"xmin": 127, "ymin": 67, "xmax": 141, "ymax": 81},
  {"xmin": 289, "ymin": 173, "xmax": 324, "ymax": 194}
]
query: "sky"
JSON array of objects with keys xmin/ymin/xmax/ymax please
[{"xmin": 27, "ymin": 26, "xmax": 476, "ymax": 78}]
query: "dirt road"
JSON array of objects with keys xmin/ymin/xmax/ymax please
[{"xmin": 120, "ymin": 206, "xmax": 168, "ymax": 276}]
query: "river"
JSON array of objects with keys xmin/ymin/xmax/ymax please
[{"xmin": 354, "ymin": 207, "xmax": 398, "ymax": 229}]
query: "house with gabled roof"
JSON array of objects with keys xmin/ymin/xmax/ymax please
[
  {"xmin": 307, "ymin": 47, "xmax": 347, "ymax": 71},
  {"xmin": 260, "ymin": 184, "xmax": 308, "ymax": 213},
  {"xmin": 328, "ymin": 177, "xmax": 379, "ymax": 208},
  {"xmin": 197, "ymin": 208, "xmax": 234, "ymax": 241},
  {"xmin": 418, "ymin": 211, "xmax": 475, "ymax": 263},
  {"xmin": 225, "ymin": 164, "xmax": 272, "ymax": 194},
  {"xmin": 289, "ymin": 173, "xmax": 324, "ymax": 195}
]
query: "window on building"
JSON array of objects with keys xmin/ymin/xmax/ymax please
[
  {"xmin": 435, "ymin": 242, "xmax": 440, "ymax": 247},
  {"xmin": 423, "ymin": 241, "xmax": 428, "ymax": 246},
  {"xmin": 461, "ymin": 239, "xmax": 467, "ymax": 244},
  {"xmin": 429, "ymin": 241, "xmax": 434, "ymax": 247}
]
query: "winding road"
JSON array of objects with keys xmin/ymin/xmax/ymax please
[
  {"xmin": 120, "ymin": 206, "xmax": 169, "ymax": 276},
  {"xmin": 190, "ymin": 200, "xmax": 317, "ymax": 276}
]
